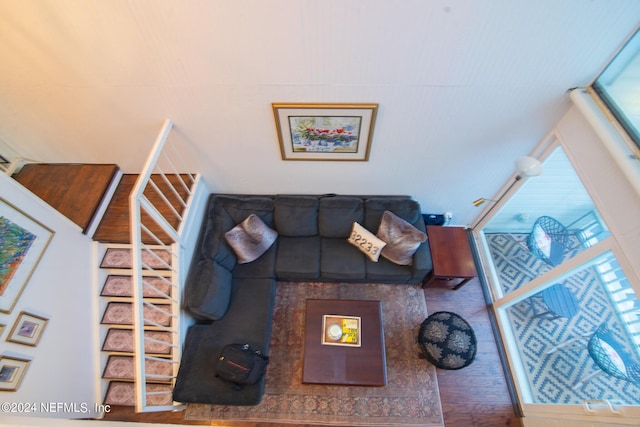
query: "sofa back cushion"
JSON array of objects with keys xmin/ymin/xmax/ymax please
[
  {"xmin": 364, "ymin": 197, "xmax": 422, "ymax": 231},
  {"xmin": 201, "ymin": 196, "xmax": 275, "ymax": 269},
  {"xmin": 274, "ymin": 196, "xmax": 319, "ymax": 237},
  {"xmin": 319, "ymin": 196, "xmax": 364, "ymax": 238},
  {"xmin": 184, "ymin": 259, "xmax": 232, "ymax": 320}
]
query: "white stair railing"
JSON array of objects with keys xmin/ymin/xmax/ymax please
[{"xmin": 129, "ymin": 119, "xmax": 197, "ymax": 412}]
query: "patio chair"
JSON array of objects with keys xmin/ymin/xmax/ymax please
[
  {"xmin": 573, "ymin": 323, "xmax": 640, "ymax": 390},
  {"xmin": 526, "ymin": 216, "xmax": 570, "ymax": 267}
]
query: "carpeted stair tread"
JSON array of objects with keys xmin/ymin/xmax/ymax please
[
  {"xmin": 100, "ymin": 247, "xmax": 172, "ymax": 269},
  {"xmin": 103, "ymin": 355, "xmax": 173, "ymax": 382},
  {"xmin": 101, "ymin": 275, "xmax": 172, "ymax": 298},
  {"xmin": 101, "ymin": 302, "xmax": 172, "ymax": 327},
  {"xmin": 104, "ymin": 381, "xmax": 173, "ymax": 407},
  {"xmin": 102, "ymin": 329, "xmax": 172, "ymax": 354}
]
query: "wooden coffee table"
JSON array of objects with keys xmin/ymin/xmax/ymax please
[{"xmin": 302, "ymin": 299, "xmax": 387, "ymax": 386}]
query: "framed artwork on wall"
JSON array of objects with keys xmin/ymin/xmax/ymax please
[
  {"xmin": 7, "ymin": 311, "xmax": 48, "ymax": 346},
  {"xmin": 0, "ymin": 198, "xmax": 54, "ymax": 313},
  {"xmin": 273, "ymin": 103, "xmax": 378, "ymax": 161},
  {"xmin": 0, "ymin": 355, "xmax": 30, "ymax": 391}
]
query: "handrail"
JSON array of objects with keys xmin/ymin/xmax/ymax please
[{"xmin": 129, "ymin": 119, "xmax": 195, "ymax": 412}]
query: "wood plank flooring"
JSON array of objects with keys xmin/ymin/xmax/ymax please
[
  {"xmin": 12, "ymin": 163, "xmax": 119, "ymax": 232},
  {"xmin": 93, "ymin": 174, "xmax": 192, "ymax": 244},
  {"xmin": 102, "ymin": 277, "xmax": 523, "ymax": 427}
]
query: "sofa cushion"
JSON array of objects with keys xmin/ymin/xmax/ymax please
[
  {"xmin": 274, "ymin": 196, "xmax": 319, "ymax": 237},
  {"xmin": 319, "ymin": 196, "xmax": 364, "ymax": 238},
  {"xmin": 275, "ymin": 236, "xmax": 321, "ymax": 280},
  {"xmin": 366, "ymin": 257, "xmax": 412, "ymax": 283},
  {"xmin": 201, "ymin": 196, "xmax": 275, "ymax": 269},
  {"xmin": 347, "ymin": 222, "xmax": 386, "ymax": 262},
  {"xmin": 184, "ymin": 259, "xmax": 232, "ymax": 320},
  {"xmin": 220, "ymin": 196, "xmax": 275, "ymax": 226},
  {"xmin": 233, "ymin": 242, "xmax": 277, "ymax": 279},
  {"xmin": 225, "ymin": 214, "xmax": 278, "ymax": 264},
  {"xmin": 364, "ymin": 197, "xmax": 422, "ymax": 231},
  {"xmin": 173, "ymin": 277, "xmax": 276, "ymax": 406},
  {"xmin": 377, "ymin": 210, "xmax": 427, "ymax": 265},
  {"xmin": 321, "ymin": 238, "xmax": 366, "ymax": 280},
  {"xmin": 201, "ymin": 205, "xmax": 237, "ymax": 270}
]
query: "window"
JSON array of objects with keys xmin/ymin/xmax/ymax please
[{"xmin": 592, "ymin": 28, "xmax": 640, "ymax": 149}]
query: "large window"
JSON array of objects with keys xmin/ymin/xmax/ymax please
[
  {"xmin": 473, "ymin": 141, "xmax": 640, "ymax": 422},
  {"xmin": 592, "ymin": 28, "xmax": 640, "ymax": 149}
]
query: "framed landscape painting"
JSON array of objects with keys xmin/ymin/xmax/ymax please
[
  {"xmin": 0, "ymin": 198, "xmax": 54, "ymax": 313},
  {"xmin": 273, "ymin": 103, "xmax": 378, "ymax": 161}
]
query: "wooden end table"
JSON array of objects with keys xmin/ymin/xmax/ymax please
[
  {"xmin": 302, "ymin": 299, "xmax": 387, "ymax": 386},
  {"xmin": 423, "ymin": 225, "xmax": 477, "ymax": 290}
]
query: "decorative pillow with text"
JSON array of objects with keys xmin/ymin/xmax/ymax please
[{"xmin": 348, "ymin": 222, "xmax": 387, "ymax": 262}]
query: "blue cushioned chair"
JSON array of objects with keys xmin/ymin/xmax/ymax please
[
  {"xmin": 527, "ymin": 216, "xmax": 570, "ymax": 267},
  {"xmin": 573, "ymin": 324, "xmax": 640, "ymax": 390}
]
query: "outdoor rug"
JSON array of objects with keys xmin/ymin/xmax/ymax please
[
  {"xmin": 485, "ymin": 233, "xmax": 640, "ymax": 405},
  {"xmin": 185, "ymin": 281, "xmax": 444, "ymax": 426}
]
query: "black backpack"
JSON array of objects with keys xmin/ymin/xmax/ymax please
[{"xmin": 215, "ymin": 343, "xmax": 269, "ymax": 387}]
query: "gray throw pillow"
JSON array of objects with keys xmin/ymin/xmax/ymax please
[
  {"xmin": 377, "ymin": 210, "xmax": 427, "ymax": 265},
  {"xmin": 225, "ymin": 214, "xmax": 278, "ymax": 264}
]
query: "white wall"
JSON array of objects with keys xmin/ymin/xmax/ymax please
[{"xmin": 0, "ymin": 174, "xmax": 100, "ymax": 418}]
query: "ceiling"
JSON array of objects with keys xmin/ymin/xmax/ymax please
[{"xmin": 1, "ymin": 1, "xmax": 639, "ymax": 226}]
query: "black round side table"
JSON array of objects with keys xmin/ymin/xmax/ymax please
[{"xmin": 418, "ymin": 311, "xmax": 477, "ymax": 370}]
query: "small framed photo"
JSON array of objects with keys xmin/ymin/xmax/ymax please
[
  {"xmin": 273, "ymin": 103, "xmax": 378, "ymax": 161},
  {"xmin": 7, "ymin": 311, "xmax": 48, "ymax": 346},
  {"xmin": 0, "ymin": 356, "xmax": 30, "ymax": 391}
]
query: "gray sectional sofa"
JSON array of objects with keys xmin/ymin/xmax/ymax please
[{"xmin": 172, "ymin": 194, "xmax": 432, "ymax": 406}]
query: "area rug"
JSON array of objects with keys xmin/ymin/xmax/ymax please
[{"xmin": 185, "ymin": 281, "xmax": 443, "ymax": 426}]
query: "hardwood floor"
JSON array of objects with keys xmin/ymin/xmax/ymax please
[
  {"xmin": 12, "ymin": 163, "xmax": 119, "ymax": 233},
  {"xmin": 424, "ymin": 278, "xmax": 522, "ymax": 427},
  {"xmin": 103, "ymin": 277, "xmax": 522, "ymax": 427},
  {"xmin": 93, "ymin": 173, "xmax": 193, "ymax": 244}
]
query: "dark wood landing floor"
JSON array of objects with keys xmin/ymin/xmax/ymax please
[
  {"xmin": 12, "ymin": 163, "xmax": 119, "ymax": 233},
  {"xmin": 92, "ymin": 173, "xmax": 192, "ymax": 244},
  {"xmin": 102, "ymin": 277, "xmax": 523, "ymax": 427}
]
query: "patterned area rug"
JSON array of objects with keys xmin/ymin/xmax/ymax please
[
  {"xmin": 185, "ymin": 281, "xmax": 443, "ymax": 426},
  {"xmin": 486, "ymin": 233, "xmax": 640, "ymax": 405}
]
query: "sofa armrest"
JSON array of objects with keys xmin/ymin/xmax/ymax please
[{"xmin": 411, "ymin": 241, "xmax": 433, "ymax": 282}]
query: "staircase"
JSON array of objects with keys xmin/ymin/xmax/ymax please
[
  {"xmin": 98, "ymin": 245, "xmax": 177, "ymax": 408},
  {"xmin": 9, "ymin": 120, "xmax": 207, "ymax": 412},
  {"xmin": 91, "ymin": 119, "xmax": 207, "ymax": 412}
]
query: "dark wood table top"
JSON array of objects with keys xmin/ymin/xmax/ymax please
[
  {"xmin": 426, "ymin": 226, "xmax": 477, "ymax": 279},
  {"xmin": 302, "ymin": 299, "xmax": 387, "ymax": 386}
]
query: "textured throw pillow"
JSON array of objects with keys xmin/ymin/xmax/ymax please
[
  {"xmin": 347, "ymin": 222, "xmax": 387, "ymax": 262},
  {"xmin": 377, "ymin": 210, "xmax": 427, "ymax": 265},
  {"xmin": 225, "ymin": 214, "xmax": 278, "ymax": 264}
]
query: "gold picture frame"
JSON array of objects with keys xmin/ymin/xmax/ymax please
[
  {"xmin": 273, "ymin": 103, "xmax": 378, "ymax": 161},
  {"xmin": 0, "ymin": 355, "xmax": 30, "ymax": 391},
  {"xmin": 7, "ymin": 311, "xmax": 48, "ymax": 347},
  {"xmin": 0, "ymin": 198, "xmax": 54, "ymax": 313}
]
